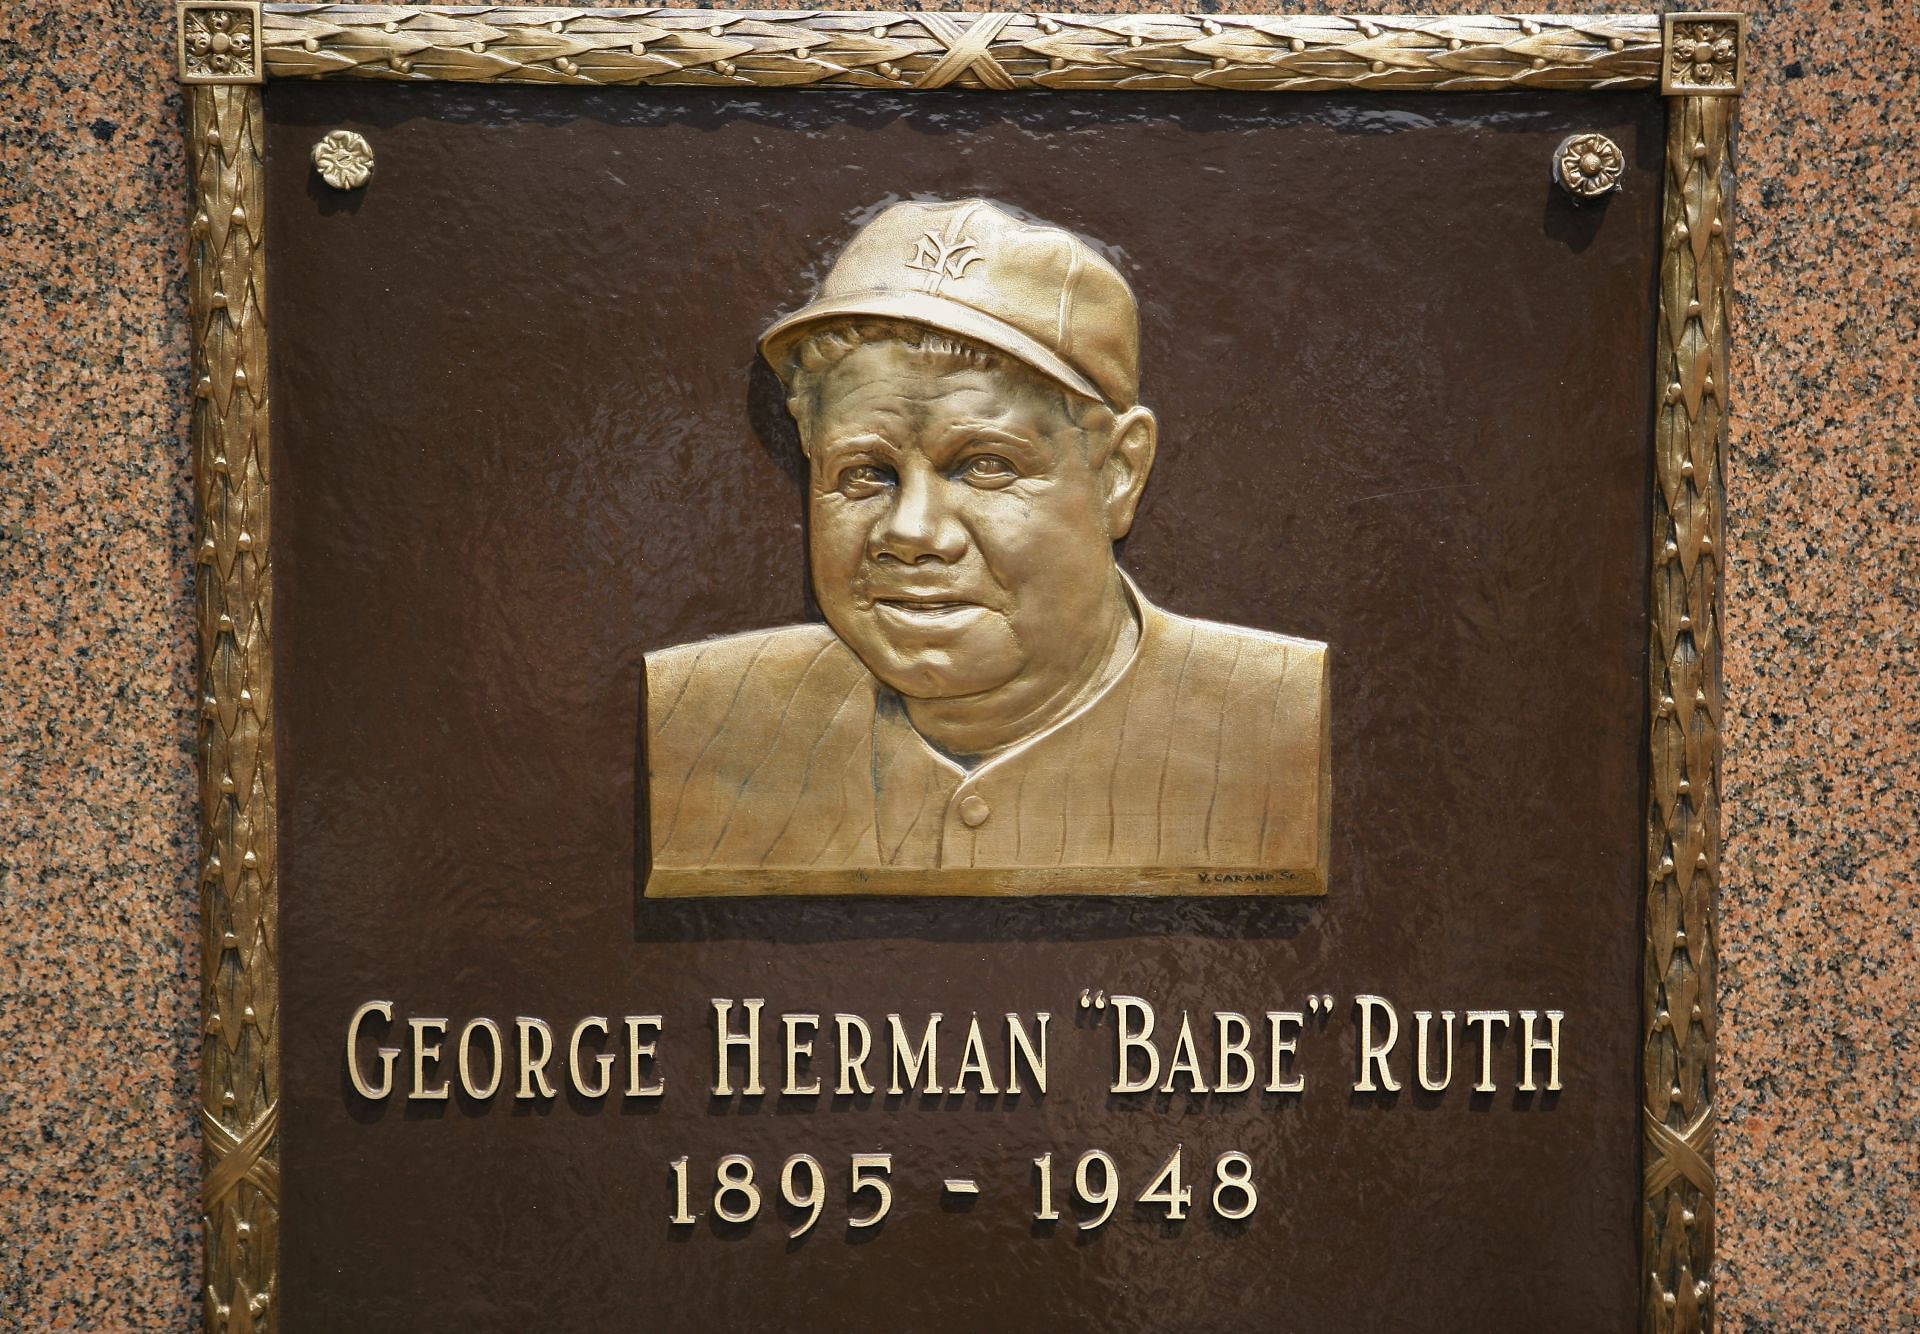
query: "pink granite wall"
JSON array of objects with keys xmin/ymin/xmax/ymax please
[{"xmin": 2, "ymin": 0, "xmax": 1913, "ymax": 1326}]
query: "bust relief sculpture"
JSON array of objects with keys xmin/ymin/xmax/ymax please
[{"xmin": 643, "ymin": 199, "xmax": 1329, "ymax": 896}]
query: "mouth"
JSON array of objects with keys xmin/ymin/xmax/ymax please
[{"xmin": 871, "ymin": 596, "xmax": 987, "ymax": 623}]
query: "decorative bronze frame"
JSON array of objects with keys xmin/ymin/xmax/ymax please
[{"xmin": 180, "ymin": 7, "xmax": 1742, "ymax": 1329}]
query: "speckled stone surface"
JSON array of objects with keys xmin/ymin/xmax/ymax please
[{"xmin": 0, "ymin": 1, "xmax": 1912, "ymax": 1327}]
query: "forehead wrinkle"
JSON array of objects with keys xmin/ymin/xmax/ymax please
[
  {"xmin": 820, "ymin": 386, "xmax": 979, "ymax": 448},
  {"xmin": 814, "ymin": 348, "xmax": 1079, "ymax": 452},
  {"xmin": 810, "ymin": 430, "xmax": 894, "ymax": 463}
]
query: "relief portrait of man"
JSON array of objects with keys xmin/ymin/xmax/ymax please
[{"xmin": 642, "ymin": 199, "xmax": 1329, "ymax": 896}]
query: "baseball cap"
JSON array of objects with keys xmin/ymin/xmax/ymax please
[{"xmin": 759, "ymin": 198, "xmax": 1140, "ymax": 410}]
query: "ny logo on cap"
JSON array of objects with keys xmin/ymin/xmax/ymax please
[{"xmin": 906, "ymin": 230, "xmax": 984, "ymax": 288}]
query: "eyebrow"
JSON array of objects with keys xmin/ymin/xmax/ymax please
[
  {"xmin": 810, "ymin": 432, "xmax": 897, "ymax": 463},
  {"xmin": 928, "ymin": 427, "xmax": 1060, "ymax": 475}
]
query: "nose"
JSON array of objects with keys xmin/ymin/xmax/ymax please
[{"xmin": 869, "ymin": 463, "xmax": 967, "ymax": 565}]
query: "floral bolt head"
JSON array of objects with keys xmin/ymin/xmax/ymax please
[
  {"xmin": 1554, "ymin": 133, "xmax": 1625, "ymax": 202},
  {"xmin": 312, "ymin": 131, "xmax": 375, "ymax": 191}
]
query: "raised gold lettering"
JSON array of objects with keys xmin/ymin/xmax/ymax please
[
  {"xmin": 711, "ymin": 998, "xmax": 765, "ymax": 1097},
  {"xmin": 1353, "ymin": 994, "xmax": 1402, "ymax": 1093},
  {"xmin": 1517, "ymin": 1009, "xmax": 1564, "ymax": 1092},
  {"xmin": 624, "ymin": 1015, "xmax": 664, "ymax": 1097},
  {"xmin": 1216, "ymin": 1011, "xmax": 1255, "ymax": 1093},
  {"xmin": 1466, "ymin": 1010, "xmax": 1510, "ymax": 1092},
  {"xmin": 953, "ymin": 1015, "xmax": 999, "ymax": 1094},
  {"xmin": 887, "ymin": 1012, "xmax": 943, "ymax": 1095},
  {"xmin": 346, "ymin": 1000, "xmax": 398, "ymax": 1101},
  {"xmin": 408, "ymin": 1016, "xmax": 450, "ymax": 1101},
  {"xmin": 516, "ymin": 1016, "xmax": 557, "ymax": 1100},
  {"xmin": 1264, "ymin": 1010, "xmax": 1305, "ymax": 1093},
  {"xmin": 783, "ymin": 1013, "xmax": 822, "ymax": 1096},
  {"xmin": 1006, "ymin": 1012, "xmax": 1048, "ymax": 1095},
  {"xmin": 835, "ymin": 1014, "xmax": 874, "ymax": 1095},
  {"xmin": 1414, "ymin": 1009, "xmax": 1457, "ymax": 1092},
  {"xmin": 457, "ymin": 1017, "xmax": 503, "ymax": 1099},
  {"xmin": 568, "ymin": 1016, "xmax": 613, "ymax": 1098},
  {"xmin": 1159, "ymin": 1011, "xmax": 1208, "ymax": 1093},
  {"xmin": 1111, "ymin": 995, "xmax": 1158, "ymax": 1093}
]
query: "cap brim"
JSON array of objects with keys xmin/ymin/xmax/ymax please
[{"xmin": 759, "ymin": 292, "xmax": 1110, "ymax": 405}]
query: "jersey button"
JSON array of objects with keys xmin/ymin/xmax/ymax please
[{"xmin": 958, "ymin": 794, "xmax": 991, "ymax": 828}]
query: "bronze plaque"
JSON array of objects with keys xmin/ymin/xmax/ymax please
[{"xmin": 183, "ymin": 7, "xmax": 1742, "ymax": 1330}]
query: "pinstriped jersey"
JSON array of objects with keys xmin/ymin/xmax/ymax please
[{"xmin": 641, "ymin": 588, "xmax": 1329, "ymax": 896}]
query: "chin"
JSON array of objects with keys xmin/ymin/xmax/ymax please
[
  {"xmin": 866, "ymin": 650, "xmax": 988, "ymax": 701},
  {"xmin": 843, "ymin": 625, "xmax": 1012, "ymax": 701}
]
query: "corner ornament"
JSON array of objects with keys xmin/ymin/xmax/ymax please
[
  {"xmin": 1661, "ymin": 12, "xmax": 1746, "ymax": 96},
  {"xmin": 179, "ymin": 1, "xmax": 264, "ymax": 85}
]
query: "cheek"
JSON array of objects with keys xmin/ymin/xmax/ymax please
[
  {"xmin": 808, "ymin": 495, "xmax": 868, "ymax": 565},
  {"xmin": 970, "ymin": 504, "xmax": 1044, "ymax": 579},
  {"xmin": 977, "ymin": 482, "xmax": 1106, "ymax": 580},
  {"xmin": 810, "ymin": 500, "xmax": 890, "ymax": 618}
]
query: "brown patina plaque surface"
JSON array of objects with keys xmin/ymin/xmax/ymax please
[{"xmin": 268, "ymin": 83, "xmax": 1659, "ymax": 1329}]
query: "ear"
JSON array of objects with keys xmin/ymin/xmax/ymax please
[
  {"xmin": 787, "ymin": 397, "xmax": 814, "ymax": 459},
  {"xmin": 1101, "ymin": 406, "xmax": 1157, "ymax": 539}
]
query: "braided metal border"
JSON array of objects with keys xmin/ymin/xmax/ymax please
[
  {"xmin": 179, "ymin": 8, "xmax": 1736, "ymax": 1330},
  {"xmin": 1643, "ymin": 93, "xmax": 1730, "ymax": 1334},
  {"xmin": 255, "ymin": 6, "xmax": 1664, "ymax": 91},
  {"xmin": 188, "ymin": 83, "xmax": 280, "ymax": 1334}
]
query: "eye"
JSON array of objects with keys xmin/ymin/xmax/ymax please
[
  {"xmin": 958, "ymin": 455, "xmax": 1019, "ymax": 488},
  {"xmin": 836, "ymin": 463, "xmax": 893, "ymax": 499}
]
